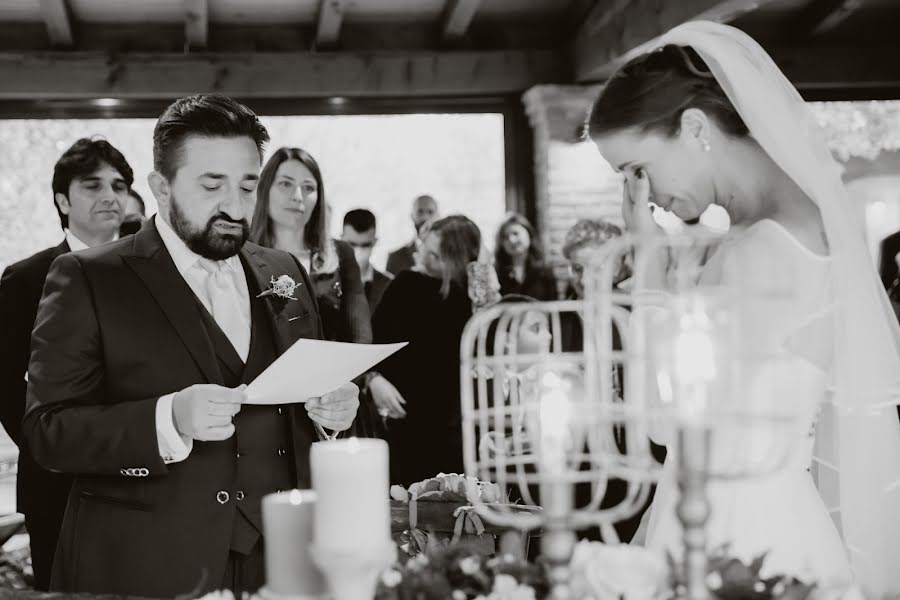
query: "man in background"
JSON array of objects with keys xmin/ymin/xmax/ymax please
[
  {"xmin": 342, "ymin": 209, "xmax": 392, "ymax": 314},
  {"xmin": 119, "ymin": 187, "xmax": 147, "ymax": 236},
  {"xmin": 385, "ymin": 194, "xmax": 438, "ymax": 275},
  {"xmin": 0, "ymin": 137, "xmax": 132, "ymax": 590}
]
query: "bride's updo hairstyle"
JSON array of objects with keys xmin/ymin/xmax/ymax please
[{"xmin": 587, "ymin": 45, "xmax": 749, "ymax": 139}]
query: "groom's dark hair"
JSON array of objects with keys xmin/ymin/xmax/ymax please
[{"xmin": 153, "ymin": 94, "xmax": 270, "ymax": 181}]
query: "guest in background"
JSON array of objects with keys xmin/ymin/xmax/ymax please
[
  {"xmin": 561, "ymin": 218, "xmax": 664, "ymax": 543},
  {"xmin": 119, "ymin": 187, "xmax": 147, "ymax": 236},
  {"xmin": 342, "ymin": 209, "xmax": 393, "ymax": 314},
  {"xmin": 879, "ymin": 230, "xmax": 900, "ymax": 292},
  {"xmin": 562, "ymin": 218, "xmax": 631, "ymax": 300},
  {"xmin": 386, "ymin": 194, "xmax": 439, "ymax": 275},
  {"xmin": 372, "ymin": 215, "xmax": 481, "ymax": 486},
  {"xmin": 250, "ymin": 147, "xmax": 371, "ymax": 343},
  {"xmin": 494, "ymin": 213, "xmax": 557, "ymax": 300},
  {"xmin": 0, "ymin": 137, "xmax": 132, "ymax": 590}
]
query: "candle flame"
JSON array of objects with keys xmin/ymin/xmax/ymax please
[{"xmin": 289, "ymin": 489, "xmax": 305, "ymax": 505}]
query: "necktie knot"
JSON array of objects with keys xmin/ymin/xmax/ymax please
[{"xmin": 198, "ymin": 258, "xmax": 225, "ymax": 276}]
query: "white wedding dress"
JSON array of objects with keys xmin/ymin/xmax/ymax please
[{"xmin": 642, "ymin": 219, "xmax": 853, "ymax": 586}]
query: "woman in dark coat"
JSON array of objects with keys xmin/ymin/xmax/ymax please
[
  {"xmin": 494, "ymin": 213, "xmax": 557, "ymax": 301},
  {"xmin": 370, "ymin": 215, "xmax": 482, "ymax": 486}
]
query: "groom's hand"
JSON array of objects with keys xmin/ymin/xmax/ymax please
[
  {"xmin": 306, "ymin": 382, "xmax": 359, "ymax": 433},
  {"xmin": 172, "ymin": 384, "xmax": 245, "ymax": 442}
]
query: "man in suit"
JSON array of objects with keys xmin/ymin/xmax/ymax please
[
  {"xmin": 23, "ymin": 94, "xmax": 359, "ymax": 597},
  {"xmin": 0, "ymin": 137, "xmax": 132, "ymax": 590},
  {"xmin": 119, "ymin": 187, "xmax": 147, "ymax": 237},
  {"xmin": 879, "ymin": 230, "xmax": 900, "ymax": 291},
  {"xmin": 342, "ymin": 209, "xmax": 392, "ymax": 314},
  {"xmin": 385, "ymin": 194, "xmax": 438, "ymax": 275}
]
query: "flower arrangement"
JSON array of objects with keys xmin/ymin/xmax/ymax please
[
  {"xmin": 374, "ymin": 538, "xmax": 843, "ymax": 600},
  {"xmin": 376, "ymin": 540, "xmax": 546, "ymax": 600},
  {"xmin": 390, "ymin": 473, "xmax": 509, "ymax": 557},
  {"xmin": 672, "ymin": 547, "xmax": 816, "ymax": 600}
]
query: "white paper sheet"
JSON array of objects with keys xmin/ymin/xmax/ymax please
[{"xmin": 245, "ymin": 339, "xmax": 407, "ymax": 405}]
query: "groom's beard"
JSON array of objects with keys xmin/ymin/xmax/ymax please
[{"xmin": 169, "ymin": 197, "xmax": 249, "ymax": 260}]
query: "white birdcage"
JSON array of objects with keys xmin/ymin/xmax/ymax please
[{"xmin": 460, "ymin": 231, "xmax": 813, "ymax": 599}]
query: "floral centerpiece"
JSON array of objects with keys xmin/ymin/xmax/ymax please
[
  {"xmin": 389, "ymin": 473, "xmax": 533, "ymax": 557},
  {"xmin": 373, "ymin": 538, "xmax": 847, "ymax": 600}
]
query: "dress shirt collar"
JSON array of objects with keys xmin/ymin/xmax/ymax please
[
  {"xmin": 156, "ymin": 214, "xmax": 241, "ymax": 276},
  {"xmin": 64, "ymin": 229, "xmax": 90, "ymax": 252},
  {"xmin": 64, "ymin": 229, "xmax": 118, "ymax": 252},
  {"xmin": 360, "ymin": 263, "xmax": 374, "ymax": 283}
]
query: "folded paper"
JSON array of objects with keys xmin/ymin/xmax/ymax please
[{"xmin": 246, "ymin": 339, "xmax": 407, "ymax": 405}]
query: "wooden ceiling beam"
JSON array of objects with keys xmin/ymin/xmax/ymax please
[
  {"xmin": 574, "ymin": 0, "xmax": 779, "ymax": 82},
  {"xmin": 316, "ymin": 0, "xmax": 344, "ymax": 49},
  {"xmin": 38, "ymin": 0, "xmax": 73, "ymax": 48},
  {"xmin": 184, "ymin": 0, "xmax": 208, "ymax": 50},
  {"xmin": 768, "ymin": 44, "xmax": 900, "ymax": 94},
  {"xmin": 791, "ymin": 0, "xmax": 866, "ymax": 37},
  {"xmin": 441, "ymin": 0, "xmax": 482, "ymax": 43},
  {"xmin": 0, "ymin": 50, "xmax": 566, "ymax": 99}
]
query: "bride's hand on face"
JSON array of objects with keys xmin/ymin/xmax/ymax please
[{"xmin": 622, "ymin": 168, "xmax": 661, "ymax": 235}]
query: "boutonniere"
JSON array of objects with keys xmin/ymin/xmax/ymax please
[{"xmin": 256, "ymin": 274, "xmax": 301, "ymax": 301}]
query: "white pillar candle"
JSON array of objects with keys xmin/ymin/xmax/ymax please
[
  {"xmin": 310, "ymin": 438, "xmax": 390, "ymax": 551},
  {"xmin": 261, "ymin": 490, "xmax": 327, "ymax": 597}
]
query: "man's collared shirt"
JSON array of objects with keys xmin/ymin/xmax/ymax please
[{"xmin": 154, "ymin": 215, "xmax": 251, "ymax": 464}]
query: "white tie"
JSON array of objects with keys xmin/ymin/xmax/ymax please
[{"xmin": 198, "ymin": 259, "xmax": 250, "ymax": 362}]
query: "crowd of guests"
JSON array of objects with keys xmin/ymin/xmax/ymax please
[{"xmin": 0, "ymin": 114, "xmax": 638, "ymax": 592}]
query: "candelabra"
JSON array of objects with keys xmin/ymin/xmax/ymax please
[{"xmin": 460, "ymin": 231, "xmax": 809, "ymax": 599}]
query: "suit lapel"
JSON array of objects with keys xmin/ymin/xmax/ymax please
[
  {"xmin": 239, "ymin": 245, "xmax": 295, "ymax": 355},
  {"xmin": 123, "ymin": 221, "xmax": 223, "ymax": 385}
]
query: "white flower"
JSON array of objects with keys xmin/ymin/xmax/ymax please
[
  {"xmin": 569, "ymin": 541, "xmax": 668, "ymax": 600},
  {"xmin": 705, "ymin": 571, "xmax": 723, "ymax": 590},
  {"xmin": 490, "ymin": 575, "xmax": 536, "ymax": 600},
  {"xmin": 195, "ymin": 592, "xmax": 235, "ymax": 600},
  {"xmin": 459, "ymin": 556, "xmax": 481, "ymax": 575},
  {"xmin": 453, "ymin": 590, "xmax": 467, "ymax": 600},
  {"xmin": 380, "ymin": 568, "xmax": 403, "ymax": 588},
  {"xmin": 258, "ymin": 274, "xmax": 301, "ymax": 300},
  {"xmin": 390, "ymin": 485, "xmax": 409, "ymax": 502}
]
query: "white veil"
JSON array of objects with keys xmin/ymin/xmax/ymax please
[{"xmin": 655, "ymin": 22, "xmax": 900, "ymax": 596}]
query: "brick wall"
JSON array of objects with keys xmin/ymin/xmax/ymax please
[{"xmin": 522, "ymin": 84, "xmax": 624, "ymax": 297}]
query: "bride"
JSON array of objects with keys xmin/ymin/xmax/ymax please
[{"xmin": 586, "ymin": 22, "xmax": 900, "ymax": 596}]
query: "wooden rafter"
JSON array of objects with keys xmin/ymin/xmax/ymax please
[
  {"xmin": 441, "ymin": 0, "xmax": 482, "ymax": 43},
  {"xmin": 0, "ymin": 50, "xmax": 565, "ymax": 99},
  {"xmin": 792, "ymin": 0, "xmax": 866, "ymax": 37},
  {"xmin": 316, "ymin": 0, "xmax": 344, "ymax": 49},
  {"xmin": 184, "ymin": 0, "xmax": 208, "ymax": 50},
  {"xmin": 574, "ymin": 0, "xmax": 779, "ymax": 82},
  {"xmin": 38, "ymin": 0, "xmax": 73, "ymax": 48}
]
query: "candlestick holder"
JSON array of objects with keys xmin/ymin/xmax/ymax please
[
  {"xmin": 310, "ymin": 542, "xmax": 396, "ymax": 600},
  {"xmin": 461, "ymin": 231, "xmax": 807, "ymax": 599}
]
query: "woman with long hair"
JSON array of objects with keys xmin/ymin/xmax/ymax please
[
  {"xmin": 371, "ymin": 215, "xmax": 483, "ymax": 486},
  {"xmin": 588, "ymin": 22, "xmax": 900, "ymax": 593},
  {"xmin": 494, "ymin": 213, "xmax": 557, "ymax": 301},
  {"xmin": 249, "ymin": 147, "xmax": 371, "ymax": 345}
]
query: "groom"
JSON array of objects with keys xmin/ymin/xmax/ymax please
[{"xmin": 23, "ymin": 94, "xmax": 359, "ymax": 597}]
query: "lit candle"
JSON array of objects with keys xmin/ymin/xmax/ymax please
[
  {"xmin": 538, "ymin": 371, "xmax": 572, "ymax": 473},
  {"xmin": 654, "ymin": 297, "xmax": 719, "ymax": 426},
  {"xmin": 262, "ymin": 489, "xmax": 327, "ymax": 597},
  {"xmin": 310, "ymin": 438, "xmax": 390, "ymax": 551}
]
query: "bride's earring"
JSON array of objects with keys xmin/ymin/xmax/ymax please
[{"xmin": 701, "ymin": 140, "xmax": 712, "ymax": 152}]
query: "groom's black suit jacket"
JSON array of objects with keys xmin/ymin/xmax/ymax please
[{"xmin": 23, "ymin": 220, "xmax": 324, "ymax": 596}]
